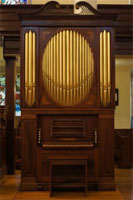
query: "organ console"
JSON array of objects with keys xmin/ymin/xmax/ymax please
[{"xmin": 19, "ymin": 1, "xmax": 116, "ymax": 191}]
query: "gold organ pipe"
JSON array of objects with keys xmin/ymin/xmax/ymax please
[
  {"xmin": 60, "ymin": 32, "xmax": 62, "ymax": 104},
  {"xmin": 46, "ymin": 44, "xmax": 49, "ymax": 89},
  {"xmin": 45, "ymin": 46, "xmax": 48, "ymax": 89},
  {"xmin": 77, "ymin": 32, "xmax": 79, "ymax": 103},
  {"xmin": 89, "ymin": 47, "xmax": 91, "ymax": 90},
  {"xmin": 27, "ymin": 31, "xmax": 32, "ymax": 106},
  {"xmin": 66, "ymin": 30, "xmax": 69, "ymax": 88},
  {"xmin": 103, "ymin": 30, "xmax": 107, "ymax": 106},
  {"xmin": 33, "ymin": 33, "xmax": 35, "ymax": 86},
  {"xmin": 32, "ymin": 32, "xmax": 35, "ymax": 105},
  {"xmin": 25, "ymin": 33, "xmax": 28, "ymax": 87},
  {"xmin": 84, "ymin": 40, "xmax": 87, "ymax": 95},
  {"xmin": 46, "ymin": 45, "xmax": 50, "ymax": 92},
  {"xmin": 29, "ymin": 31, "xmax": 32, "ymax": 87},
  {"xmin": 90, "ymin": 49, "xmax": 93, "ymax": 87},
  {"xmin": 48, "ymin": 39, "xmax": 51, "ymax": 93},
  {"xmin": 79, "ymin": 34, "xmax": 82, "ymax": 101},
  {"xmin": 86, "ymin": 40, "xmax": 88, "ymax": 93},
  {"xmin": 66, "ymin": 30, "xmax": 69, "ymax": 106},
  {"xmin": 42, "ymin": 30, "xmax": 95, "ymax": 106},
  {"xmin": 63, "ymin": 31, "xmax": 66, "ymax": 105},
  {"xmin": 53, "ymin": 35, "xmax": 56, "ymax": 100},
  {"xmin": 103, "ymin": 31, "xmax": 107, "ymax": 87},
  {"xmin": 100, "ymin": 32, "xmax": 103, "ymax": 104},
  {"xmin": 70, "ymin": 30, "xmax": 73, "ymax": 106},
  {"xmin": 107, "ymin": 32, "xmax": 111, "ymax": 85},
  {"xmin": 88, "ymin": 46, "xmax": 90, "ymax": 91},
  {"xmin": 25, "ymin": 31, "xmax": 36, "ymax": 106},
  {"xmin": 43, "ymin": 47, "xmax": 45, "ymax": 85},
  {"xmin": 55, "ymin": 35, "xmax": 57, "ymax": 100},
  {"xmin": 90, "ymin": 48, "xmax": 92, "ymax": 89},
  {"xmin": 82, "ymin": 37, "xmax": 85, "ymax": 98},
  {"xmin": 73, "ymin": 31, "xmax": 76, "ymax": 105},
  {"xmin": 107, "ymin": 32, "xmax": 111, "ymax": 104},
  {"xmin": 25, "ymin": 32, "xmax": 28, "ymax": 103},
  {"xmin": 29, "ymin": 31, "xmax": 32, "ymax": 106},
  {"xmin": 49, "ymin": 38, "xmax": 51, "ymax": 96},
  {"xmin": 50, "ymin": 38, "xmax": 53, "ymax": 97},
  {"xmin": 92, "ymin": 53, "xmax": 94, "ymax": 85},
  {"xmin": 25, "ymin": 33, "xmax": 29, "ymax": 104},
  {"xmin": 100, "ymin": 30, "xmax": 111, "ymax": 106},
  {"xmin": 102, "ymin": 33, "xmax": 104, "ymax": 104},
  {"xmin": 57, "ymin": 33, "xmax": 59, "ymax": 103}
]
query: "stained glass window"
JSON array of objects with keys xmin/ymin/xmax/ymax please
[
  {"xmin": 0, "ymin": 0, "xmax": 27, "ymax": 4},
  {"xmin": 0, "ymin": 75, "xmax": 5, "ymax": 106},
  {"xmin": 16, "ymin": 75, "xmax": 21, "ymax": 116}
]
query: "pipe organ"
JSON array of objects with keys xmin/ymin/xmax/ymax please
[
  {"xmin": 42, "ymin": 30, "xmax": 94, "ymax": 106},
  {"xmin": 19, "ymin": 1, "xmax": 116, "ymax": 192}
]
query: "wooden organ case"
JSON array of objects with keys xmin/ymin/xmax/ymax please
[{"xmin": 19, "ymin": 1, "xmax": 116, "ymax": 191}]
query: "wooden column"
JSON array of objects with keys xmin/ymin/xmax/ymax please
[{"xmin": 4, "ymin": 56, "xmax": 16, "ymax": 175}]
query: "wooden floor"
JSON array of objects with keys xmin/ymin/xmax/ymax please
[
  {"xmin": 115, "ymin": 168, "xmax": 133, "ymax": 200},
  {"xmin": 0, "ymin": 168, "xmax": 132, "ymax": 200}
]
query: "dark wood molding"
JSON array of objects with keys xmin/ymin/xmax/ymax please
[
  {"xmin": 0, "ymin": 4, "xmax": 132, "ymax": 55},
  {"xmin": 4, "ymin": 36, "xmax": 20, "ymax": 55}
]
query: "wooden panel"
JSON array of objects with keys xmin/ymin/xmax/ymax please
[
  {"xmin": 38, "ymin": 114, "xmax": 98, "ymax": 143},
  {"xmin": 98, "ymin": 114, "xmax": 115, "ymax": 190},
  {"xmin": 36, "ymin": 150, "xmax": 99, "ymax": 185},
  {"xmin": 99, "ymin": 115, "xmax": 114, "ymax": 176},
  {"xmin": 21, "ymin": 119, "xmax": 37, "ymax": 177},
  {"xmin": 51, "ymin": 119, "xmax": 85, "ymax": 138},
  {"xmin": 115, "ymin": 129, "xmax": 133, "ymax": 168}
]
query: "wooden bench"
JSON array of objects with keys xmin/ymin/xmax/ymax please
[{"xmin": 49, "ymin": 155, "xmax": 88, "ymax": 197}]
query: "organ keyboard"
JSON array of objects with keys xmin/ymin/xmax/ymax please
[{"xmin": 42, "ymin": 142, "xmax": 94, "ymax": 148}]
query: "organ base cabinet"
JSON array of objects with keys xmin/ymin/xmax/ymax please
[{"xmin": 19, "ymin": 1, "xmax": 116, "ymax": 191}]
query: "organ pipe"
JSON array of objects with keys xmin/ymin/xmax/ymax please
[
  {"xmin": 100, "ymin": 30, "xmax": 111, "ymax": 107},
  {"xmin": 42, "ymin": 30, "xmax": 94, "ymax": 106},
  {"xmin": 25, "ymin": 30, "xmax": 36, "ymax": 107}
]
